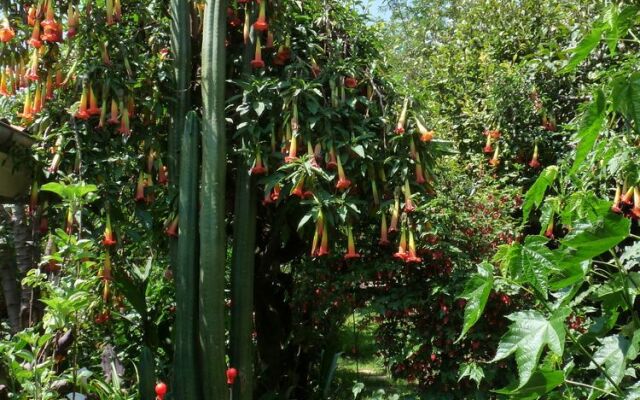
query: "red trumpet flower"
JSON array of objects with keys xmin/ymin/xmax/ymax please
[
  {"xmin": 394, "ymin": 98, "xmax": 409, "ymax": 134},
  {"xmin": 335, "ymin": 153, "xmax": 351, "ymax": 190},
  {"xmin": 529, "ymin": 143, "xmax": 541, "ymax": 169},
  {"xmin": 28, "ymin": 23, "xmax": 42, "ymax": 48},
  {"xmin": 251, "ymin": 150, "xmax": 267, "ymax": 175},
  {"xmin": 253, "ymin": 0, "xmax": 268, "ymax": 31},
  {"xmin": 488, "ymin": 143, "xmax": 500, "ymax": 167},
  {"xmin": 317, "ymin": 220, "xmax": 330, "ymax": 256},
  {"xmin": 0, "ymin": 20, "xmax": 15, "ymax": 42},
  {"xmin": 27, "ymin": 6, "xmax": 37, "ymax": 26},
  {"xmin": 88, "ymin": 85, "xmax": 101, "ymax": 116},
  {"xmin": 118, "ymin": 106, "xmax": 131, "ymax": 136},
  {"xmin": 67, "ymin": 4, "xmax": 79, "ymax": 38},
  {"xmin": 291, "ymin": 176, "xmax": 306, "ymax": 198},
  {"xmin": 621, "ymin": 186, "xmax": 634, "ymax": 205},
  {"xmin": 165, "ymin": 215, "xmax": 179, "ymax": 237},
  {"xmin": 482, "ymin": 133, "xmax": 493, "ymax": 153},
  {"xmin": 403, "ymin": 180, "xmax": 415, "ymax": 213},
  {"xmin": 632, "ymin": 187, "xmax": 640, "ymax": 219},
  {"xmin": 18, "ymin": 89, "xmax": 34, "ymax": 121},
  {"xmin": 310, "ymin": 213, "xmax": 324, "ymax": 257},
  {"xmin": 405, "ymin": 228, "xmax": 422, "ymax": 263},
  {"xmin": 611, "ymin": 185, "xmax": 622, "ymax": 214},
  {"xmin": 103, "ymin": 213, "xmax": 116, "ymax": 246},
  {"xmin": 250, "ymin": 37, "xmax": 265, "ymax": 69},
  {"xmin": 74, "ymin": 86, "xmax": 90, "ymax": 120},
  {"xmin": 108, "ymin": 99, "xmax": 119, "ymax": 125},
  {"xmin": 135, "ymin": 173, "xmax": 148, "ymax": 202},
  {"xmin": 270, "ymin": 184, "xmax": 281, "ymax": 202},
  {"xmin": 344, "ymin": 225, "xmax": 360, "ymax": 260},
  {"xmin": 415, "ymin": 117, "xmax": 433, "ymax": 142},
  {"xmin": 65, "ymin": 206, "xmax": 75, "ymax": 235},
  {"xmin": 544, "ymin": 217, "xmax": 554, "ymax": 239},
  {"xmin": 393, "ymin": 228, "xmax": 408, "ymax": 261}
]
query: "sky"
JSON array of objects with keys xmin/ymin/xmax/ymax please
[{"xmin": 362, "ymin": 0, "xmax": 392, "ymax": 21}]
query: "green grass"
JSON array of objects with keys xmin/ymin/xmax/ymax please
[{"xmin": 332, "ymin": 310, "xmax": 421, "ymax": 400}]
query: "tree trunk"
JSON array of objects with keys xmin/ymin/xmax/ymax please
[
  {"xmin": 0, "ymin": 206, "xmax": 19, "ymax": 332},
  {"xmin": 8, "ymin": 204, "xmax": 37, "ymax": 329},
  {"xmin": 199, "ymin": 0, "xmax": 228, "ymax": 397}
]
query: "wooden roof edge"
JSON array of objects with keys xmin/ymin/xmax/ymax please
[{"xmin": 0, "ymin": 119, "xmax": 35, "ymax": 149}]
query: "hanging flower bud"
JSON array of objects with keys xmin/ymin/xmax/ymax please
[
  {"xmin": 306, "ymin": 140, "xmax": 319, "ymax": 168},
  {"xmin": 98, "ymin": 95, "xmax": 108, "ymax": 128},
  {"xmin": 389, "ymin": 191, "xmax": 400, "ymax": 233},
  {"xmin": 415, "ymin": 153, "xmax": 426, "ymax": 184},
  {"xmin": 326, "ymin": 143, "xmax": 338, "ymax": 170},
  {"xmin": 611, "ymin": 184, "xmax": 622, "ymax": 214},
  {"xmin": 250, "ymin": 36, "xmax": 265, "ymax": 69},
  {"xmin": 274, "ymin": 36, "xmax": 291, "ymax": 64},
  {"xmin": 243, "ymin": 7, "xmax": 250, "ymax": 44},
  {"xmin": 18, "ymin": 89, "xmax": 34, "ymax": 121},
  {"xmin": 369, "ymin": 168, "xmax": 380, "ymax": 206},
  {"xmin": 335, "ymin": 153, "xmax": 351, "ymax": 190},
  {"xmin": 103, "ymin": 213, "xmax": 116, "ymax": 246},
  {"xmin": 529, "ymin": 143, "xmax": 541, "ymax": 169},
  {"xmin": 488, "ymin": 143, "xmax": 500, "ymax": 167},
  {"xmin": 344, "ymin": 76, "xmax": 357, "ymax": 89},
  {"xmin": 265, "ymin": 30, "xmax": 274, "ymax": 49},
  {"xmin": 317, "ymin": 220, "xmax": 330, "ymax": 256},
  {"xmin": 403, "ymin": 180, "xmax": 415, "ymax": 213},
  {"xmin": 270, "ymin": 184, "xmax": 281, "ymax": 202},
  {"xmin": 135, "ymin": 173, "xmax": 147, "ymax": 202},
  {"xmin": 108, "ymin": 99, "xmax": 119, "ymax": 125},
  {"xmin": 165, "ymin": 215, "xmax": 179, "ymax": 237},
  {"xmin": 101, "ymin": 42, "xmax": 112, "ymax": 65},
  {"xmin": 344, "ymin": 225, "xmax": 360, "ymax": 260},
  {"xmin": 378, "ymin": 213, "xmax": 390, "ymax": 246},
  {"xmin": 45, "ymin": 72, "xmax": 54, "ymax": 100},
  {"xmin": 285, "ymin": 101, "xmax": 299, "ymax": 162},
  {"xmin": 483, "ymin": 133, "xmax": 493, "ymax": 153},
  {"xmin": 26, "ymin": 50, "xmax": 39, "ymax": 81},
  {"xmin": 118, "ymin": 105, "xmax": 131, "ymax": 135},
  {"xmin": 393, "ymin": 226, "xmax": 408, "ymax": 261},
  {"xmin": 27, "ymin": 6, "xmax": 37, "ymax": 26},
  {"xmin": 544, "ymin": 218, "xmax": 554, "ymax": 239},
  {"xmin": 0, "ymin": 19, "xmax": 15, "ymax": 42},
  {"xmin": 65, "ymin": 206, "xmax": 75, "ymax": 235},
  {"xmin": 409, "ymin": 136, "xmax": 417, "ymax": 160},
  {"xmin": 394, "ymin": 98, "xmax": 409, "ymax": 134},
  {"xmin": 107, "ymin": 0, "xmax": 115, "ymax": 25},
  {"xmin": 0, "ymin": 71, "xmax": 8, "ymax": 96},
  {"xmin": 114, "ymin": 0, "xmax": 123, "ymax": 22},
  {"xmin": 32, "ymin": 84, "xmax": 43, "ymax": 114},
  {"xmin": 49, "ymin": 151, "xmax": 62, "ymax": 174},
  {"xmin": 253, "ymin": 0, "xmax": 268, "ymax": 31},
  {"xmin": 406, "ymin": 227, "xmax": 422, "ymax": 263},
  {"xmin": 310, "ymin": 58, "xmax": 321, "ymax": 78},
  {"xmin": 67, "ymin": 4, "xmax": 79, "ymax": 38},
  {"xmin": 102, "ymin": 252, "xmax": 112, "ymax": 283},
  {"xmin": 251, "ymin": 150, "xmax": 267, "ymax": 175},
  {"xmin": 310, "ymin": 213, "xmax": 324, "ymax": 257},
  {"xmin": 415, "ymin": 116, "xmax": 433, "ymax": 142}
]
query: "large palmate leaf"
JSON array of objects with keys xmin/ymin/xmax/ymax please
[
  {"xmin": 493, "ymin": 308, "xmax": 570, "ymax": 388},
  {"xmin": 570, "ymin": 90, "xmax": 605, "ymax": 174},
  {"xmin": 556, "ymin": 211, "xmax": 630, "ymax": 267},
  {"xmin": 523, "ymin": 166, "xmax": 558, "ymax": 223},
  {"xmin": 457, "ymin": 262, "xmax": 493, "ymax": 341},
  {"xmin": 590, "ymin": 334, "xmax": 638, "ymax": 391},
  {"xmin": 500, "ymin": 236, "xmax": 555, "ymax": 298},
  {"xmin": 606, "ymin": 6, "xmax": 640, "ymax": 55},
  {"xmin": 562, "ymin": 23, "xmax": 606, "ymax": 72},
  {"xmin": 494, "ymin": 369, "xmax": 565, "ymax": 399}
]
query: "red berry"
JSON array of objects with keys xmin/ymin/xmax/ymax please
[{"xmin": 155, "ymin": 382, "xmax": 167, "ymax": 396}]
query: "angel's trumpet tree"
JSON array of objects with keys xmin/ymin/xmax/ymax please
[
  {"xmin": 0, "ymin": 19, "xmax": 15, "ymax": 42},
  {"xmin": 88, "ymin": 85, "xmax": 101, "ymax": 116},
  {"xmin": 529, "ymin": 143, "xmax": 541, "ymax": 169},
  {"xmin": 483, "ymin": 133, "xmax": 493, "ymax": 153},
  {"xmin": 317, "ymin": 220, "xmax": 330, "ymax": 256},
  {"xmin": 389, "ymin": 192, "xmax": 400, "ymax": 233},
  {"xmin": 250, "ymin": 37, "xmax": 265, "ymax": 69},
  {"xmin": 74, "ymin": 86, "xmax": 90, "ymax": 120},
  {"xmin": 310, "ymin": 213, "xmax": 324, "ymax": 256},
  {"xmin": 253, "ymin": 0, "xmax": 268, "ymax": 31},
  {"xmin": 611, "ymin": 185, "xmax": 622, "ymax": 214},
  {"xmin": 165, "ymin": 215, "xmax": 179, "ymax": 237},
  {"xmin": 393, "ymin": 227, "xmax": 408, "ymax": 261},
  {"xmin": 250, "ymin": 150, "xmax": 267, "ymax": 175},
  {"xmin": 415, "ymin": 117, "xmax": 433, "ymax": 142},
  {"xmin": 103, "ymin": 213, "xmax": 116, "ymax": 246},
  {"xmin": 405, "ymin": 228, "xmax": 422, "ymax": 263},
  {"xmin": 489, "ymin": 143, "xmax": 500, "ymax": 167},
  {"xmin": 343, "ymin": 225, "xmax": 360, "ymax": 260},
  {"xmin": 378, "ymin": 213, "xmax": 390, "ymax": 246},
  {"xmin": 335, "ymin": 153, "xmax": 351, "ymax": 190},
  {"xmin": 403, "ymin": 180, "xmax": 415, "ymax": 213}
]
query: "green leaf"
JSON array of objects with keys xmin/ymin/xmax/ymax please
[
  {"xmin": 504, "ymin": 236, "xmax": 555, "ymax": 298},
  {"xmin": 620, "ymin": 242, "xmax": 640, "ymax": 270},
  {"xmin": 523, "ymin": 166, "xmax": 558, "ymax": 223},
  {"xmin": 494, "ymin": 369, "xmax": 565, "ymax": 399},
  {"xmin": 556, "ymin": 211, "xmax": 630, "ymax": 266},
  {"xmin": 570, "ymin": 90, "xmax": 605, "ymax": 174},
  {"xmin": 493, "ymin": 308, "xmax": 570, "ymax": 388},
  {"xmin": 458, "ymin": 362, "xmax": 485, "ymax": 388},
  {"xmin": 591, "ymin": 335, "xmax": 633, "ymax": 390},
  {"xmin": 612, "ymin": 72, "xmax": 640, "ymax": 133},
  {"xmin": 607, "ymin": 6, "xmax": 639, "ymax": 55},
  {"xmin": 457, "ymin": 262, "xmax": 493, "ymax": 341},
  {"xmin": 562, "ymin": 24, "xmax": 605, "ymax": 72}
]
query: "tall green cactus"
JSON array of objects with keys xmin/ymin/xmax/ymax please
[
  {"xmin": 230, "ymin": 168, "xmax": 257, "ymax": 400},
  {"xmin": 199, "ymin": 0, "xmax": 228, "ymax": 399},
  {"xmin": 173, "ymin": 112, "xmax": 200, "ymax": 399},
  {"xmin": 169, "ymin": 0, "xmax": 192, "ymax": 183},
  {"xmin": 231, "ymin": 7, "xmax": 258, "ymax": 399}
]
